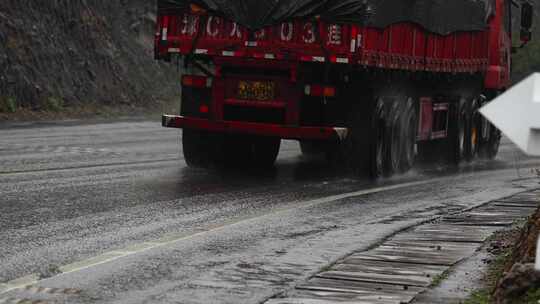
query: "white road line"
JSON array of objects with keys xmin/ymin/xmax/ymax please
[
  {"xmin": 23, "ymin": 286, "xmax": 81, "ymax": 296},
  {"xmin": 0, "ymin": 170, "xmax": 535, "ymax": 296},
  {"xmin": 0, "ymin": 178, "xmax": 440, "ymax": 295},
  {"xmin": 0, "ymin": 297, "xmax": 49, "ymax": 304},
  {"xmin": 0, "ymin": 276, "xmax": 39, "ymax": 296}
]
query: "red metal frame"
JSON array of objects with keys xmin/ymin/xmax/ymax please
[
  {"xmin": 211, "ymin": 68, "xmax": 302, "ymax": 125},
  {"xmin": 162, "ymin": 115, "xmax": 347, "ymax": 141},
  {"xmin": 417, "ymin": 98, "xmax": 450, "ymax": 141},
  {"xmin": 431, "ymin": 103, "xmax": 450, "ymax": 140},
  {"xmin": 418, "ymin": 97, "xmax": 434, "ymax": 141}
]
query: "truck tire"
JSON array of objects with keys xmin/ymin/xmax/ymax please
[
  {"xmin": 386, "ymin": 102, "xmax": 402, "ymax": 175},
  {"xmin": 220, "ymin": 135, "xmax": 253, "ymax": 166},
  {"xmin": 400, "ymin": 98, "xmax": 418, "ymax": 172},
  {"xmin": 341, "ymin": 92, "xmax": 382, "ymax": 178},
  {"xmin": 464, "ymin": 99, "xmax": 480, "ymax": 162},
  {"xmin": 478, "ymin": 92, "xmax": 501, "ymax": 160},
  {"xmin": 216, "ymin": 136, "xmax": 281, "ymax": 168},
  {"xmin": 300, "ymin": 140, "xmax": 325, "ymax": 156},
  {"xmin": 370, "ymin": 98, "xmax": 387, "ymax": 178},
  {"xmin": 182, "ymin": 129, "xmax": 218, "ymax": 168},
  {"xmin": 478, "ymin": 120, "xmax": 501, "ymax": 159},
  {"xmin": 448, "ymin": 99, "xmax": 467, "ymax": 165},
  {"xmin": 251, "ymin": 137, "xmax": 281, "ymax": 168}
]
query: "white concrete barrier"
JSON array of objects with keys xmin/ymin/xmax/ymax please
[{"xmin": 480, "ymin": 73, "xmax": 540, "ymax": 156}]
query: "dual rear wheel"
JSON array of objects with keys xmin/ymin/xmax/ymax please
[
  {"xmin": 448, "ymin": 98, "xmax": 474, "ymax": 164},
  {"xmin": 477, "ymin": 94, "xmax": 501, "ymax": 160},
  {"xmin": 379, "ymin": 97, "xmax": 418, "ymax": 177},
  {"xmin": 182, "ymin": 129, "xmax": 281, "ymax": 169},
  {"xmin": 478, "ymin": 119, "xmax": 501, "ymax": 159},
  {"xmin": 347, "ymin": 92, "xmax": 499, "ymax": 178},
  {"xmin": 346, "ymin": 95, "xmax": 418, "ymax": 178},
  {"xmin": 449, "ymin": 97, "xmax": 500, "ymax": 164}
]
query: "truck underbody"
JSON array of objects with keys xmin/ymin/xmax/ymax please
[
  {"xmin": 155, "ymin": 0, "xmax": 526, "ymax": 177},
  {"xmin": 162, "ymin": 59, "xmax": 501, "ymax": 176}
]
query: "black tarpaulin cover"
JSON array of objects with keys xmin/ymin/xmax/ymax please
[{"xmin": 158, "ymin": 0, "xmax": 494, "ymax": 35}]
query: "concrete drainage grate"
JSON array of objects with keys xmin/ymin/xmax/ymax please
[{"xmin": 266, "ymin": 190, "xmax": 540, "ymax": 304}]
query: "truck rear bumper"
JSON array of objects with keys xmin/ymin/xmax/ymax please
[{"xmin": 162, "ymin": 115, "xmax": 349, "ymax": 141}]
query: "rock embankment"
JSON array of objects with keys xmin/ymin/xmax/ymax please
[
  {"xmin": 0, "ymin": 0, "xmax": 177, "ymax": 113},
  {"xmin": 493, "ymin": 206, "xmax": 540, "ymax": 303}
]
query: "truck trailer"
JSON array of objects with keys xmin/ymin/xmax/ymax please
[{"xmin": 156, "ymin": 0, "xmax": 533, "ymax": 177}]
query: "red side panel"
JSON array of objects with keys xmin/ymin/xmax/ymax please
[
  {"xmin": 485, "ymin": 0, "xmax": 510, "ymax": 90},
  {"xmin": 413, "ymin": 28, "xmax": 426, "ymax": 58},
  {"xmin": 401, "ymin": 24, "xmax": 415, "ymax": 57},
  {"xmin": 156, "ymin": 9, "xmax": 494, "ymax": 74},
  {"xmin": 455, "ymin": 32, "xmax": 469, "ymax": 60}
]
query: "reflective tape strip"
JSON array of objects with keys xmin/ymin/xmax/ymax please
[
  {"xmin": 304, "ymin": 85, "xmax": 311, "ymax": 95},
  {"xmin": 302, "ymin": 56, "xmax": 326, "ymax": 62},
  {"xmin": 264, "ymin": 54, "xmax": 275, "ymax": 59},
  {"xmin": 334, "ymin": 128, "xmax": 349, "ymax": 141},
  {"xmin": 194, "ymin": 49, "xmax": 208, "ymax": 55},
  {"xmin": 222, "ymin": 51, "xmax": 235, "ymax": 57},
  {"xmin": 168, "ymin": 48, "xmax": 180, "ymax": 53},
  {"xmin": 433, "ymin": 103, "xmax": 449, "ymax": 111},
  {"xmin": 336, "ymin": 58, "xmax": 349, "ymax": 64},
  {"xmin": 161, "ymin": 28, "xmax": 168, "ymax": 41}
]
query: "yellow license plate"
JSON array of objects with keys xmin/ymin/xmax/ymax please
[{"xmin": 237, "ymin": 81, "xmax": 275, "ymax": 101}]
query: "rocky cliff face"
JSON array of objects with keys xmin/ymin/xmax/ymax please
[
  {"xmin": 492, "ymin": 207, "xmax": 540, "ymax": 303},
  {"xmin": 0, "ymin": 0, "xmax": 177, "ymax": 113}
]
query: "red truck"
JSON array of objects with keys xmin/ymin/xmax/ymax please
[{"xmin": 156, "ymin": 0, "xmax": 533, "ymax": 177}]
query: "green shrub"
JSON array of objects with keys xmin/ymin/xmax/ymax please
[
  {"xmin": 512, "ymin": 37, "xmax": 540, "ymax": 82},
  {"xmin": 45, "ymin": 97, "xmax": 64, "ymax": 112},
  {"xmin": 0, "ymin": 97, "xmax": 17, "ymax": 113}
]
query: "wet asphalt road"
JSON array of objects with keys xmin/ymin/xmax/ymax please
[{"xmin": 0, "ymin": 120, "xmax": 539, "ymax": 304}]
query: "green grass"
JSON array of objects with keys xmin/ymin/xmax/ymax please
[
  {"xmin": 0, "ymin": 96, "xmax": 17, "ymax": 113},
  {"xmin": 459, "ymin": 248, "xmax": 517, "ymax": 304},
  {"xmin": 430, "ymin": 269, "xmax": 451, "ymax": 287},
  {"xmin": 462, "ymin": 225, "xmax": 538, "ymax": 304},
  {"xmin": 522, "ymin": 287, "xmax": 540, "ymax": 304},
  {"xmin": 463, "ymin": 290, "xmax": 490, "ymax": 304},
  {"xmin": 512, "ymin": 38, "xmax": 540, "ymax": 83},
  {"xmin": 45, "ymin": 97, "xmax": 64, "ymax": 112}
]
